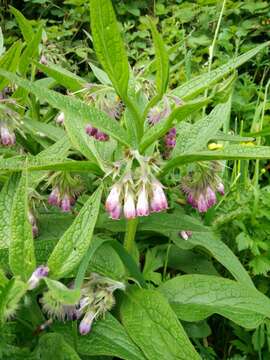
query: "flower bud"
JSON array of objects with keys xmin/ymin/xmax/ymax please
[
  {"xmin": 0, "ymin": 126, "xmax": 15, "ymax": 146},
  {"xmin": 123, "ymin": 190, "xmax": 136, "ymax": 219},
  {"xmin": 197, "ymin": 194, "xmax": 208, "ymax": 213},
  {"xmin": 28, "ymin": 265, "xmax": 49, "ymax": 290},
  {"xmin": 136, "ymin": 185, "xmax": 149, "ymax": 217},
  {"xmin": 206, "ymin": 187, "xmax": 216, "ymax": 207},
  {"xmin": 105, "ymin": 184, "xmax": 122, "ymax": 212},
  {"xmin": 217, "ymin": 182, "xmax": 225, "ymax": 195},
  {"xmin": 79, "ymin": 311, "xmax": 96, "ymax": 335},
  {"xmin": 40, "ymin": 54, "xmax": 48, "ymax": 65},
  {"xmin": 109, "ymin": 203, "xmax": 122, "ymax": 220},
  {"xmin": 179, "ymin": 231, "xmax": 192, "ymax": 240},
  {"xmin": 55, "ymin": 112, "xmax": 65, "ymax": 125},
  {"xmin": 85, "ymin": 124, "xmax": 97, "ymax": 136}
]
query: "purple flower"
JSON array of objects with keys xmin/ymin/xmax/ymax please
[
  {"xmin": 85, "ymin": 124, "xmax": 97, "ymax": 136},
  {"xmin": 179, "ymin": 231, "xmax": 192, "ymax": 240},
  {"xmin": 48, "ymin": 187, "xmax": 60, "ymax": 206},
  {"xmin": 123, "ymin": 190, "xmax": 136, "ymax": 219},
  {"xmin": 197, "ymin": 194, "xmax": 208, "ymax": 213},
  {"xmin": 28, "ymin": 265, "xmax": 49, "ymax": 290},
  {"xmin": 150, "ymin": 180, "xmax": 168, "ymax": 213},
  {"xmin": 105, "ymin": 184, "xmax": 122, "ymax": 212},
  {"xmin": 109, "ymin": 203, "xmax": 122, "ymax": 220},
  {"xmin": 79, "ymin": 311, "xmax": 96, "ymax": 335},
  {"xmin": 85, "ymin": 124, "xmax": 109, "ymax": 142},
  {"xmin": 40, "ymin": 54, "xmax": 48, "ymax": 65},
  {"xmin": 61, "ymin": 194, "xmax": 72, "ymax": 212},
  {"xmin": 136, "ymin": 185, "xmax": 149, "ymax": 217},
  {"xmin": 206, "ymin": 187, "xmax": 216, "ymax": 207}
]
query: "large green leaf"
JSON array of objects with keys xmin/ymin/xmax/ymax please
[
  {"xmin": 120, "ymin": 288, "xmax": 200, "ymax": 360},
  {"xmin": 10, "ymin": 7, "xmax": 34, "ymax": 43},
  {"xmin": 0, "ymin": 173, "xmax": 20, "ymax": 249},
  {"xmin": 171, "ymin": 42, "xmax": 269, "ymax": 100},
  {"xmin": 89, "ymin": 0, "xmax": 129, "ymax": 99},
  {"xmin": 36, "ymin": 62, "xmax": 88, "ymax": 92},
  {"xmin": 143, "ymin": 17, "xmax": 169, "ymax": 116},
  {"xmin": 9, "ymin": 171, "xmax": 36, "ymax": 280},
  {"xmin": 48, "ymin": 186, "xmax": 102, "ymax": 278},
  {"xmin": 44, "ymin": 278, "xmax": 81, "ymax": 305},
  {"xmin": 19, "ymin": 26, "xmax": 42, "ymax": 75},
  {"xmin": 37, "ymin": 333, "xmax": 81, "ymax": 360},
  {"xmin": 53, "ymin": 313, "xmax": 146, "ymax": 360},
  {"xmin": 0, "ymin": 41, "xmax": 22, "ymax": 91},
  {"xmin": 0, "ymin": 70, "xmax": 130, "ymax": 146},
  {"xmin": 173, "ymin": 231, "xmax": 254, "ymax": 288},
  {"xmin": 173, "ymin": 97, "xmax": 231, "ymax": 155},
  {"xmin": 159, "ymin": 275, "xmax": 270, "ymax": 329},
  {"xmin": 162, "ymin": 145, "xmax": 270, "ymax": 174}
]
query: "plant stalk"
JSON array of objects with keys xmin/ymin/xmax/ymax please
[{"xmin": 124, "ymin": 218, "xmax": 138, "ymax": 255}]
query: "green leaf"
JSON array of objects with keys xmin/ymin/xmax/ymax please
[
  {"xmin": 0, "ymin": 278, "xmax": 28, "ymax": 323},
  {"xmin": 0, "ymin": 173, "xmax": 20, "ymax": 249},
  {"xmin": 89, "ymin": 0, "xmax": 129, "ymax": 99},
  {"xmin": 89, "ymin": 62, "xmax": 112, "ymax": 85},
  {"xmin": 19, "ymin": 26, "xmax": 42, "ymax": 75},
  {"xmin": 37, "ymin": 333, "xmax": 81, "ymax": 360},
  {"xmin": 171, "ymin": 42, "xmax": 270, "ymax": 100},
  {"xmin": 9, "ymin": 170, "xmax": 36, "ymax": 280},
  {"xmin": 120, "ymin": 288, "xmax": 200, "ymax": 360},
  {"xmin": 140, "ymin": 97, "xmax": 209, "ymax": 152},
  {"xmin": 143, "ymin": 17, "xmax": 169, "ymax": 116},
  {"xmin": 36, "ymin": 62, "xmax": 88, "ymax": 92},
  {"xmin": 48, "ymin": 186, "xmax": 102, "ymax": 278},
  {"xmin": 44, "ymin": 278, "xmax": 81, "ymax": 305},
  {"xmin": 162, "ymin": 145, "xmax": 270, "ymax": 175},
  {"xmin": 173, "ymin": 98, "xmax": 231, "ymax": 155},
  {"xmin": 173, "ymin": 228, "xmax": 254, "ymax": 288},
  {"xmin": 53, "ymin": 313, "xmax": 146, "ymax": 360},
  {"xmin": 0, "ymin": 41, "xmax": 22, "ymax": 91},
  {"xmin": 10, "ymin": 7, "xmax": 34, "ymax": 43},
  {"xmin": 23, "ymin": 117, "xmax": 66, "ymax": 142},
  {"xmin": 159, "ymin": 275, "xmax": 270, "ymax": 329},
  {"xmin": 0, "ymin": 70, "xmax": 131, "ymax": 146}
]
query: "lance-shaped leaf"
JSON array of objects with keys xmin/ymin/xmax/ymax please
[
  {"xmin": 36, "ymin": 62, "xmax": 88, "ymax": 92},
  {"xmin": 19, "ymin": 26, "xmax": 42, "ymax": 75},
  {"xmin": 143, "ymin": 17, "xmax": 169, "ymax": 116},
  {"xmin": 171, "ymin": 41, "xmax": 269, "ymax": 100},
  {"xmin": 0, "ymin": 70, "xmax": 130, "ymax": 146},
  {"xmin": 120, "ymin": 288, "xmax": 200, "ymax": 360},
  {"xmin": 0, "ymin": 41, "xmax": 22, "ymax": 91},
  {"xmin": 10, "ymin": 7, "xmax": 34, "ymax": 43},
  {"xmin": 9, "ymin": 170, "xmax": 36, "ymax": 280},
  {"xmin": 48, "ymin": 186, "xmax": 102, "ymax": 278},
  {"xmin": 162, "ymin": 145, "xmax": 270, "ymax": 175},
  {"xmin": 90, "ymin": 0, "xmax": 129, "ymax": 99},
  {"xmin": 159, "ymin": 275, "xmax": 270, "ymax": 329}
]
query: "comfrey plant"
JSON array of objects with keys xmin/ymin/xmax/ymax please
[{"xmin": 1, "ymin": 1, "xmax": 270, "ymax": 359}]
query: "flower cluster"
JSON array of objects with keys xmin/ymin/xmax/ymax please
[
  {"xmin": 181, "ymin": 161, "xmax": 225, "ymax": 213},
  {"xmin": 41, "ymin": 273, "xmax": 125, "ymax": 335},
  {"xmin": 85, "ymin": 124, "xmax": 109, "ymax": 142},
  {"xmin": 47, "ymin": 172, "xmax": 83, "ymax": 213},
  {"xmin": 105, "ymin": 154, "xmax": 168, "ymax": 220}
]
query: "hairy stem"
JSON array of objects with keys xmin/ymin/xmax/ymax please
[{"xmin": 124, "ymin": 218, "xmax": 138, "ymax": 255}]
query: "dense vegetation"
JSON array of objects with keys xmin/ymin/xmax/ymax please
[{"xmin": 1, "ymin": 0, "xmax": 270, "ymax": 359}]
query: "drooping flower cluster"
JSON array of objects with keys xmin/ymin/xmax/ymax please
[
  {"xmin": 105, "ymin": 153, "xmax": 168, "ymax": 220},
  {"xmin": 41, "ymin": 273, "xmax": 125, "ymax": 335},
  {"xmin": 46, "ymin": 172, "xmax": 83, "ymax": 212},
  {"xmin": 181, "ymin": 161, "xmax": 225, "ymax": 213},
  {"xmin": 85, "ymin": 124, "xmax": 109, "ymax": 142}
]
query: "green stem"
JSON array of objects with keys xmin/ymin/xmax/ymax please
[{"xmin": 124, "ymin": 218, "xmax": 138, "ymax": 255}]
